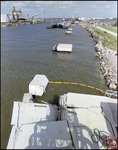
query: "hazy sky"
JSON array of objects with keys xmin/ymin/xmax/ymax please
[{"xmin": 1, "ymin": 1, "xmax": 117, "ymax": 19}]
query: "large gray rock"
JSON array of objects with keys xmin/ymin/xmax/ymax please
[{"xmin": 83, "ymin": 24, "xmax": 117, "ymax": 91}]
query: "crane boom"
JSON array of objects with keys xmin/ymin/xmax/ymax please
[{"xmin": 31, "ymin": 11, "xmax": 44, "ymax": 18}]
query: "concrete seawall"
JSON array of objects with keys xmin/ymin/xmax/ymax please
[{"xmin": 81, "ymin": 24, "xmax": 117, "ymax": 91}]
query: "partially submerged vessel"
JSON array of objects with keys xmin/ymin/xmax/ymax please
[
  {"xmin": 57, "ymin": 21, "xmax": 71, "ymax": 29},
  {"xmin": 46, "ymin": 23, "xmax": 58, "ymax": 29},
  {"xmin": 46, "ymin": 21, "xmax": 71, "ymax": 29},
  {"xmin": 58, "ymin": 24, "xmax": 69, "ymax": 29},
  {"xmin": 52, "ymin": 44, "xmax": 73, "ymax": 52},
  {"xmin": 7, "ymin": 74, "xmax": 117, "ymax": 149}
]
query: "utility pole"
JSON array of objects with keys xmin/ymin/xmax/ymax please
[{"xmin": 63, "ymin": 12, "xmax": 65, "ymax": 21}]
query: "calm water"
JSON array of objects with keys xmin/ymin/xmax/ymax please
[{"xmin": 1, "ymin": 22, "xmax": 107, "ymax": 148}]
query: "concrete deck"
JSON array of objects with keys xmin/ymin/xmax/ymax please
[{"xmin": 60, "ymin": 92, "xmax": 117, "ymax": 149}]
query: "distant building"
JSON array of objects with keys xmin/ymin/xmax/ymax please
[{"xmin": 78, "ymin": 17, "xmax": 87, "ymax": 21}]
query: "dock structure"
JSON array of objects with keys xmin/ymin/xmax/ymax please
[
  {"xmin": 29, "ymin": 74, "xmax": 49, "ymax": 96},
  {"xmin": 53, "ymin": 44, "xmax": 73, "ymax": 52}
]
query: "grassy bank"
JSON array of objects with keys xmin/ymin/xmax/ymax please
[
  {"xmin": 98, "ymin": 25, "xmax": 117, "ymax": 33},
  {"xmin": 86, "ymin": 24, "xmax": 117, "ymax": 51}
]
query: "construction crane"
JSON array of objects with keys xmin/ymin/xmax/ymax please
[{"xmin": 31, "ymin": 10, "xmax": 44, "ymax": 20}]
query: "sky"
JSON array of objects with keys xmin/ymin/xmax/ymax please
[{"xmin": 1, "ymin": 1, "xmax": 117, "ymax": 21}]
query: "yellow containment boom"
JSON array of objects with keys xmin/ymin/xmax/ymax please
[{"xmin": 48, "ymin": 81, "xmax": 117, "ymax": 97}]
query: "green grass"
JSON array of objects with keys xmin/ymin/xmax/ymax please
[
  {"xmin": 86, "ymin": 24, "xmax": 117, "ymax": 51},
  {"xmin": 98, "ymin": 25, "xmax": 117, "ymax": 33},
  {"xmin": 113, "ymin": 25, "xmax": 117, "ymax": 28}
]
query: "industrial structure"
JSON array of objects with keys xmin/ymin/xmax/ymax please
[
  {"xmin": 7, "ymin": 7, "xmax": 44, "ymax": 23},
  {"xmin": 7, "ymin": 7, "xmax": 26, "ymax": 23}
]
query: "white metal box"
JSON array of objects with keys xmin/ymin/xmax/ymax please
[
  {"xmin": 29, "ymin": 74, "xmax": 49, "ymax": 96},
  {"xmin": 57, "ymin": 44, "xmax": 72, "ymax": 52}
]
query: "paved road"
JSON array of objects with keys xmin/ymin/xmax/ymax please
[
  {"xmin": 96, "ymin": 26, "xmax": 117, "ymax": 37},
  {"xmin": 106, "ymin": 26, "xmax": 117, "ymax": 30}
]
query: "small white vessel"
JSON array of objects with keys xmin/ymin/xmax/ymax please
[
  {"xmin": 65, "ymin": 30, "xmax": 72, "ymax": 35},
  {"xmin": 75, "ymin": 21, "xmax": 79, "ymax": 25},
  {"xmin": 67, "ymin": 28, "xmax": 73, "ymax": 31}
]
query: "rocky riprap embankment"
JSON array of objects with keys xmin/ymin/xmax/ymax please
[{"xmin": 81, "ymin": 24, "xmax": 117, "ymax": 91}]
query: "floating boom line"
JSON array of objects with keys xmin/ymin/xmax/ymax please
[{"xmin": 48, "ymin": 81, "xmax": 117, "ymax": 98}]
